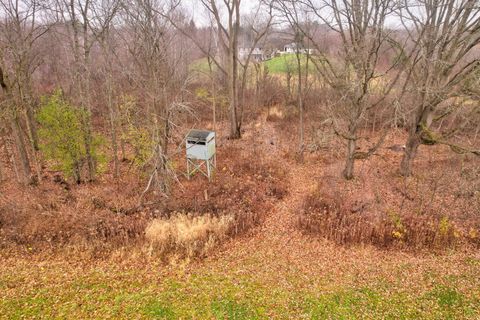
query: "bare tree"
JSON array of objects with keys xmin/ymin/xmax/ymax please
[
  {"xmin": 120, "ymin": 0, "xmax": 192, "ymax": 204},
  {"xmin": 398, "ymin": 0, "xmax": 480, "ymax": 176},
  {"xmin": 0, "ymin": 68, "xmax": 32, "ymax": 185},
  {"xmin": 0, "ymin": 0, "xmax": 49, "ymax": 184},
  {"xmin": 274, "ymin": 1, "xmax": 312, "ymax": 160},
  {"xmin": 237, "ymin": 5, "xmax": 274, "ymax": 126},
  {"xmin": 166, "ymin": 0, "xmax": 272, "ymax": 139},
  {"xmin": 53, "ymin": 0, "xmax": 99, "ymax": 181},
  {"xmin": 0, "ymin": 0, "xmax": 47, "ymax": 152},
  {"xmin": 204, "ymin": 0, "xmax": 241, "ymax": 138},
  {"xmin": 281, "ymin": 0, "xmax": 400, "ymax": 179},
  {"xmin": 90, "ymin": 0, "xmax": 121, "ymax": 178}
]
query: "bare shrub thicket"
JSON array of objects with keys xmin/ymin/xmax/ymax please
[
  {"xmin": 0, "ymin": 203, "xmax": 149, "ymax": 253},
  {"xmin": 0, "ymin": 145, "xmax": 287, "ymax": 257},
  {"xmin": 299, "ymin": 153, "xmax": 480, "ymax": 249},
  {"xmin": 300, "ymin": 191, "xmax": 468, "ymax": 249}
]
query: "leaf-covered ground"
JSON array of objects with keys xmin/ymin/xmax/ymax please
[
  {"xmin": 2, "ymin": 160, "xmax": 479, "ymax": 319},
  {"xmin": 1, "ymin": 244, "xmax": 479, "ymax": 319},
  {"xmin": 1, "ymin": 120, "xmax": 479, "ymax": 319}
]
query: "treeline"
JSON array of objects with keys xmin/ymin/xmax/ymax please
[{"xmin": 0, "ymin": 0, "xmax": 479, "ymax": 193}]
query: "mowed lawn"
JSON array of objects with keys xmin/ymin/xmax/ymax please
[
  {"xmin": 1, "ymin": 245, "xmax": 479, "ymax": 319},
  {"xmin": 263, "ymin": 54, "xmax": 313, "ymax": 74},
  {"xmin": 190, "ymin": 54, "xmax": 314, "ymax": 76}
]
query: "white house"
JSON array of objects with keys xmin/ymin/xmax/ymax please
[
  {"xmin": 238, "ymin": 47, "xmax": 274, "ymax": 62},
  {"xmin": 282, "ymin": 42, "xmax": 314, "ymax": 55}
]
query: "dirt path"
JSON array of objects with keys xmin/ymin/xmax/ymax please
[{"xmin": 216, "ymin": 117, "xmax": 336, "ymax": 269}]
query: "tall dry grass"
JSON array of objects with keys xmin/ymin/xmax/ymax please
[{"xmin": 145, "ymin": 212, "xmax": 234, "ymax": 258}]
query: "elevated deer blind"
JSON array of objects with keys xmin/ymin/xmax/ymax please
[{"xmin": 186, "ymin": 129, "xmax": 216, "ymax": 181}]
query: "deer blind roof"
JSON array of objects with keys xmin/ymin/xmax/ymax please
[{"xmin": 187, "ymin": 129, "xmax": 213, "ymax": 143}]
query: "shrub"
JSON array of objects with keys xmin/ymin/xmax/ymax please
[
  {"xmin": 117, "ymin": 95, "xmax": 156, "ymax": 167},
  {"xmin": 37, "ymin": 90, "xmax": 105, "ymax": 183},
  {"xmin": 123, "ymin": 125, "xmax": 154, "ymax": 166}
]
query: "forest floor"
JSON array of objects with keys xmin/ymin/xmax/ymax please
[{"xmin": 1, "ymin": 114, "xmax": 480, "ymax": 319}]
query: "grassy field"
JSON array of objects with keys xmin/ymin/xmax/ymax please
[
  {"xmin": 190, "ymin": 54, "xmax": 313, "ymax": 76},
  {"xmin": 263, "ymin": 54, "xmax": 313, "ymax": 74},
  {"xmin": 2, "ymin": 245, "xmax": 479, "ymax": 319},
  {"xmin": 189, "ymin": 57, "xmax": 215, "ymax": 74}
]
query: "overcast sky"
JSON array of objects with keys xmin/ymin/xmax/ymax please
[
  {"xmin": 182, "ymin": 0, "xmax": 261, "ymax": 27},
  {"xmin": 182, "ymin": 0, "xmax": 410, "ymax": 30}
]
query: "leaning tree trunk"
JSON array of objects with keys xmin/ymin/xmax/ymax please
[
  {"xmin": 11, "ymin": 115, "xmax": 32, "ymax": 185},
  {"xmin": 24, "ymin": 96, "xmax": 39, "ymax": 151},
  {"xmin": 20, "ymin": 74, "xmax": 39, "ymax": 151}
]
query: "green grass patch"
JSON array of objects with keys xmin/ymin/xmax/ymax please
[
  {"xmin": 1, "ymin": 255, "xmax": 480, "ymax": 319},
  {"xmin": 143, "ymin": 300, "xmax": 176, "ymax": 319},
  {"xmin": 190, "ymin": 57, "xmax": 215, "ymax": 74},
  {"xmin": 211, "ymin": 297, "xmax": 259, "ymax": 320},
  {"xmin": 263, "ymin": 54, "xmax": 313, "ymax": 74}
]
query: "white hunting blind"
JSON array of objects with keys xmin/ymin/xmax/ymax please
[{"xmin": 186, "ymin": 129, "xmax": 216, "ymax": 180}]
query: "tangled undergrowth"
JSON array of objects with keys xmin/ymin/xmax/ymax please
[
  {"xmin": 0, "ymin": 145, "xmax": 287, "ymax": 260},
  {"xmin": 299, "ymin": 152, "xmax": 480, "ymax": 250}
]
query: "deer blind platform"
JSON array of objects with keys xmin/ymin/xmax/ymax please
[{"xmin": 186, "ymin": 129, "xmax": 216, "ymax": 181}]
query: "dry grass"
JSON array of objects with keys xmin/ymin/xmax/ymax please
[
  {"xmin": 145, "ymin": 212, "xmax": 234, "ymax": 259},
  {"xmin": 266, "ymin": 105, "xmax": 298, "ymax": 122}
]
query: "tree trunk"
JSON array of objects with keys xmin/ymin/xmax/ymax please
[
  {"xmin": 0, "ymin": 134, "xmax": 6, "ymax": 182},
  {"xmin": 107, "ymin": 74, "xmax": 120, "ymax": 179},
  {"xmin": 82, "ymin": 114, "xmax": 96, "ymax": 181},
  {"xmin": 109, "ymin": 107, "xmax": 120, "ymax": 179},
  {"xmin": 228, "ymin": 0, "xmax": 241, "ymax": 139},
  {"xmin": 11, "ymin": 115, "xmax": 32, "ymax": 185},
  {"xmin": 400, "ymin": 106, "xmax": 432, "ymax": 176},
  {"xmin": 10, "ymin": 146, "xmax": 21, "ymax": 183},
  {"xmin": 208, "ymin": 58, "xmax": 217, "ymax": 131},
  {"xmin": 81, "ymin": 60, "xmax": 96, "ymax": 181},
  {"xmin": 296, "ymin": 51, "xmax": 304, "ymax": 160},
  {"xmin": 24, "ymin": 98, "xmax": 39, "ymax": 151},
  {"xmin": 400, "ymin": 129, "xmax": 421, "ymax": 176},
  {"xmin": 228, "ymin": 55, "xmax": 241, "ymax": 139},
  {"xmin": 343, "ymin": 137, "xmax": 356, "ymax": 180},
  {"xmin": 160, "ymin": 108, "xmax": 170, "ymax": 193},
  {"xmin": 19, "ymin": 76, "xmax": 39, "ymax": 152},
  {"xmin": 120, "ymin": 137, "xmax": 126, "ymax": 161},
  {"xmin": 0, "ymin": 154, "xmax": 3, "ymax": 182}
]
